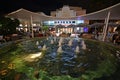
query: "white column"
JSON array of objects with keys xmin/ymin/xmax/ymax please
[
  {"xmin": 102, "ymin": 11, "xmax": 110, "ymax": 41},
  {"xmin": 30, "ymin": 16, "xmax": 34, "ymax": 38},
  {"xmin": 102, "ymin": 18, "xmax": 107, "ymax": 36},
  {"xmin": 28, "ymin": 22, "xmax": 30, "ymax": 33}
]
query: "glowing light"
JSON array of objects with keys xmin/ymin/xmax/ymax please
[
  {"xmin": 77, "ymin": 16, "xmax": 81, "ymax": 20},
  {"xmin": 25, "ymin": 24, "xmax": 27, "ymax": 27},
  {"xmin": 19, "ymin": 24, "xmax": 22, "ymax": 27},
  {"xmin": 113, "ymin": 27, "xmax": 117, "ymax": 32},
  {"xmin": 76, "ymin": 20, "xmax": 84, "ymax": 24},
  {"xmin": 25, "ymin": 28, "xmax": 28, "ymax": 32},
  {"xmin": 30, "ymin": 52, "xmax": 42, "ymax": 59},
  {"xmin": 33, "ymin": 24, "xmax": 36, "ymax": 26},
  {"xmin": 56, "ymin": 33, "xmax": 60, "ymax": 36},
  {"xmin": 84, "ymin": 27, "xmax": 88, "ymax": 32},
  {"xmin": 24, "ymin": 52, "xmax": 43, "ymax": 62},
  {"xmin": 77, "ymin": 27, "xmax": 79, "ymax": 30}
]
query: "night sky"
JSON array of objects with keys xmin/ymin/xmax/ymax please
[{"xmin": 0, "ymin": 0, "xmax": 120, "ymax": 16}]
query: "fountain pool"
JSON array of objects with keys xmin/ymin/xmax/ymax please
[{"xmin": 0, "ymin": 37, "xmax": 120, "ymax": 80}]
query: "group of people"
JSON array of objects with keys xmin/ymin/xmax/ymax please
[{"xmin": 93, "ymin": 30, "xmax": 120, "ymax": 45}]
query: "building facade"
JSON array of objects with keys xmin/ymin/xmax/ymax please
[
  {"xmin": 51, "ymin": 5, "xmax": 86, "ymax": 18},
  {"xmin": 43, "ymin": 5, "xmax": 89, "ymax": 34}
]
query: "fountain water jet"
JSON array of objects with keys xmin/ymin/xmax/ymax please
[
  {"xmin": 59, "ymin": 37, "xmax": 63, "ymax": 43},
  {"xmin": 54, "ymin": 37, "xmax": 57, "ymax": 42},
  {"xmin": 81, "ymin": 40, "xmax": 86, "ymax": 50},
  {"xmin": 68, "ymin": 39, "xmax": 73, "ymax": 46},
  {"xmin": 75, "ymin": 46, "xmax": 80, "ymax": 53},
  {"xmin": 42, "ymin": 44, "xmax": 47, "ymax": 50},
  {"xmin": 51, "ymin": 40, "xmax": 54, "ymax": 44},
  {"xmin": 57, "ymin": 46, "xmax": 63, "ymax": 53},
  {"xmin": 58, "ymin": 42, "xmax": 62, "ymax": 46},
  {"xmin": 75, "ymin": 35, "xmax": 79, "ymax": 41},
  {"xmin": 58, "ymin": 37, "xmax": 64, "ymax": 46},
  {"xmin": 36, "ymin": 41, "xmax": 39, "ymax": 46},
  {"xmin": 46, "ymin": 38, "xmax": 48, "ymax": 40}
]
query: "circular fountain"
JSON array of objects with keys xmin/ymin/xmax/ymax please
[{"xmin": 0, "ymin": 37, "xmax": 120, "ymax": 80}]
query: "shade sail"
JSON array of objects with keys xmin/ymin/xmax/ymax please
[
  {"xmin": 71, "ymin": 3, "xmax": 120, "ymax": 20},
  {"xmin": 90, "ymin": 22, "xmax": 120, "ymax": 28},
  {"xmin": 6, "ymin": 3, "xmax": 120, "ymax": 22},
  {"xmin": 6, "ymin": 8, "xmax": 54, "ymax": 22}
]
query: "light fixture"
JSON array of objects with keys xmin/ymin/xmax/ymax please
[{"xmin": 30, "ymin": 52, "xmax": 42, "ymax": 59}]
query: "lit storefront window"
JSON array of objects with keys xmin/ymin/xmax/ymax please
[
  {"xmin": 76, "ymin": 20, "xmax": 84, "ymax": 24},
  {"xmin": 43, "ymin": 20, "xmax": 84, "ymax": 26}
]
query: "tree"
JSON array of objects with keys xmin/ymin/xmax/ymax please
[
  {"xmin": 0, "ymin": 16, "xmax": 20, "ymax": 36},
  {"xmin": 42, "ymin": 26, "xmax": 49, "ymax": 36}
]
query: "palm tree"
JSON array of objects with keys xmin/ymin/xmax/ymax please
[{"xmin": 42, "ymin": 26, "xmax": 49, "ymax": 36}]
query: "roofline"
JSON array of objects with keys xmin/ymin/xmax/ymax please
[
  {"xmin": 79, "ymin": 2, "xmax": 120, "ymax": 17},
  {"xmin": 7, "ymin": 8, "xmax": 24, "ymax": 16},
  {"xmin": 7, "ymin": 8, "xmax": 57, "ymax": 19}
]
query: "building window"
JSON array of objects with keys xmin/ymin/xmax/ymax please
[{"xmin": 72, "ymin": 21, "xmax": 75, "ymax": 23}]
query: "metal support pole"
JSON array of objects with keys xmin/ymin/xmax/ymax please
[
  {"xmin": 102, "ymin": 18, "xmax": 107, "ymax": 37},
  {"xmin": 30, "ymin": 16, "xmax": 34, "ymax": 38},
  {"xmin": 102, "ymin": 11, "xmax": 110, "ymax": 41},
  {"xmin": 28, "ymin": 22, "xmax": 30, "ymax": 33}
]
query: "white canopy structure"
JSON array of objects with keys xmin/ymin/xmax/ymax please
[
  {"xmin": 7, "ymin": 3, "xmax": 120, "ymax": 21},
  {"xmin": 72, "ymin": 3, "xmax": 120, "ymax": 20},
  {"xmin": 6, "ymin": 8, "xmax": 56, "ymax": 38},
  {"xmin": 7, "ymin": 8, "xmax": 55, "ymax": 22}
]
